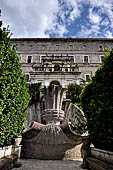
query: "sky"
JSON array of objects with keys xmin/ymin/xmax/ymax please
[{"xmin": 0, "ymin": 0, "xmax": 113, "ymax": 38}]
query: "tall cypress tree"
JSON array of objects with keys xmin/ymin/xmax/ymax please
[{"xmin": 0, "ymin": 10, "xmax": 30, "ymax": 146}]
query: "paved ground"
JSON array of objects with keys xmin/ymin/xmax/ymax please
[{"xmin": 13, "ymin": 159, "xmax": 86, "ymax": 170}]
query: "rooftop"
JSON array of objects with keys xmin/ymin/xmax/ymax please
[{"xmin": 11, "ymin": 38, "xmax": 113, "ymax": 42}]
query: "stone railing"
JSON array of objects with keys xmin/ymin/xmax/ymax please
[{"xmin": 81, "ymin": 146, "xmax": 113, "ymax": 169}]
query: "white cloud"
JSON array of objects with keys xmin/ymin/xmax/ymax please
[
  {"xmin": 88, "ymin": 0, "xmax": 113, "ymax": 28},
  {"xmin": 77, "ymin": 25, "xmax": 100, "ymax": 38},
  {"xmin": 76, "ymin": 0, "xmax": 113, "ymax": 38},
  {"xmin": 89, "ymin": 8, "xmax": 101, "ymax": 24},
  {"xmin": 1, "ymin": 0, "xmax": 59, "ymax": 37},
  {"xmin": 101, "ymin": 18, "xmax": 110, "ymax": 26},
  {"xmin": 104, "ymin": 30, "xmax": 113, "ymax": 38},
  {"xmin": 88, "ymin": 0, "xmax": 113, "ymax": 8},
  {"xmin": 63, "ymin": 0, "xmax": 83, "ymax": 24},
  {"xmin": 0, "ymin": 0, "xmax": 113, "ymax": 38},
  {"xmin": 53, "ymin": 24, "xmax": 68, "ymax": 37}
]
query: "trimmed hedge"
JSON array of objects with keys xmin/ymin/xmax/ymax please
[
  {"xmin": 0, "ymin": 14, "xmax": 30, "ymax": 146},
  {"xmin": 81, "ymin": 49, "xmax": 113, "ymax": 151}
]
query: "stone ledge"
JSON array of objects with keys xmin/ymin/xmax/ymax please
[
  {"xmin": 86, "ymin": 157, "xmax": 113, "ymax": 170},
  {"xmin": 0, "ymin": 155, "xmax": 18, "ymax": 170},
  {"xmin": 90, "ymin": 147, "xmax": 113, "ymax": 165}
]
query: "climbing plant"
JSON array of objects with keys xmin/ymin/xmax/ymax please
[
  {"xmin": 81, "ymin": 48, "xmax": 113, "ymax": 151},
  {"xmin": 0, "ymin": 11, "xmax": 30, "ymax": 146}
]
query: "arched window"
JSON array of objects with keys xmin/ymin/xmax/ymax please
[{"xmin": 50, "ymin": 80, "xmax": 60, "ymax": 86}]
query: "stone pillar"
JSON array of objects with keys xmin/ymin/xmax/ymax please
[
  {"xmin": 52, "ymin": 64, "xmax": 54, "ymax": 72},
  {"xmin": 53, "ymin": 85, "xmax": 56, "ymax": 109},
  {"xmin": 81, "ymin": 138, "xmax": 91, "ymax": 169}
]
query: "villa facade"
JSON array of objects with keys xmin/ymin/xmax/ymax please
[{"xmin": 11, "ymin": 38, "xmax": 113, "ymax": 87}]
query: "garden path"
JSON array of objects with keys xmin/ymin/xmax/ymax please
[{"xmin": 13, "ymin": 159, "xmax": 87, "ymax": 170}]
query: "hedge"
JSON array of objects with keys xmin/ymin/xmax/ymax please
[
  {"xmin": 0, "ymin": 12, "xmax": 30, "ymax": 146},
  {"xmin": 81, "ymin": 48, "xmax": 113, "ymax": 151}
]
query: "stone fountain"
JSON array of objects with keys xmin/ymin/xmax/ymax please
[
  {"xmin": 42, "ymin": 84, "xmax": 66, "ymax": 125},
  {"xmin": 22, "ymin": 84, "xmax": 88, "ymax": 160}
]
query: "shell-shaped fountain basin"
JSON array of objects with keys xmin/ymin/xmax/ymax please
[{"xmin": 22, "ymin": 122, "xmax": 88, "ymax": 159}]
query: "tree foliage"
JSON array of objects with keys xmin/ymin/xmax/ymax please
[
  {"xmin": 0, "ymin": 12, "xmax": 30, "ymax": 146},
  {"xmin": 28, "ymin": 83, "xmax": 42, "ymax": 106},
  {"xmin": 67, "ymin": 83, "xmax": 83, "ymax": 105},
  {"xmin": 81, "ymin": 49, "xmax": 113, "ymax": 151}
]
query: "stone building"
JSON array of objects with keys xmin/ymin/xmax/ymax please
[{"xmin": 11, "ymin": 38, "xmax": 113, "ymax": 87}]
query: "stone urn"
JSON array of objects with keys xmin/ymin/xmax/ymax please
[{"xmin": 15, "ymin": 136, "xmax": 22, "ymax": 146}]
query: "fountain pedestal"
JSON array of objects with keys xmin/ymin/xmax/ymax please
[{"xmin": 42, "ymin": 109, "xmax": 65, "ymax": 125}]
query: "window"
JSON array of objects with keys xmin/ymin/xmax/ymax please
[
  {"xmin": 70, "ymin": 45, "xmax": 73, "ymax": 50},
  {"xmin": 100, "ymin": 55, "xmax": 104, "ymax": 63},
  {"xmin": 41, "ymin": 56, "xmax": 46, "ymax": 63},
  {"xmin": 99, "ymin": 45, "xmax": 103, "ymax": 51},
  {"xmin": 56, "ymin": 45, "xmax": 60, "ymax": 50},
  {"xmin": 83, "ymin": 44, "xmax": 86, "ymax": 48},
  {"xmin": 85, "ymin": 74, "xmax": 90, "ymax": 82},
  {"xmin": 55, "ymin": 56, "xmax": 60, "ymax": 59},
  {"xmin": 70, "ymin": 56, "xmax": 74, "ymax": 63},
  {"xmin": 18, "ymin": 56, "xmax": 21, "ymax": 62},
  {"xmin": 27, "ymin": 56, "xmax": 32, "ymax": 63},
  {"xmin": 25, "ymin": 73, "xmax": 30, "ymax": 82},
  {"xmin": 21, "ymin": 43, "xmax": 25, "ymax": 46},
  {"xmin": 42, "ymin": 45, "xmax": 46, "ymax": 50},
  {"xmin": 72, "ymin": 67, "xmax": 75, "ymax": 72},
  {"xmin": 54, "ymin": 65, "xmax": 60, "ymax": 71},
  {"xmin": 42, "ymin": 65, "xmax": 44, "ymax": 71},
  {"xmin": 65, "ymin": 68, "xmax": 68, "ymax": 72},
  {"xmin": 84, "ymin": 56, "xmax": 89, "ymax": 63},
  {"xmin": 12, "ymin": 44, "xmax": 16, "ymax": 50},
  {"xmin": 35, "ymin": 67, "xmax": 40, "ymax": 71}
]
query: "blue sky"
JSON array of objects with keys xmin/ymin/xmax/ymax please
[{"xmin": 0, "ymin": 0, "xmax": 113, "ymax": 38}]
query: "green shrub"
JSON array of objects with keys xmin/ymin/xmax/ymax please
[
  {"xmin": 0, "ymin": 13, "xmax": 30, "ymax": 146},
  {"xmin": 81, "ymin": 49, "xmax": 113, "ymax": 151}
]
